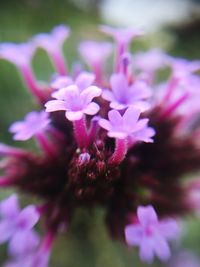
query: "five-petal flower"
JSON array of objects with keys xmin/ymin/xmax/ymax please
[
  {"xmin": 45, "ymin": 84, "xmax": 102, "ymax": 121},
  {"xmin": 9, "ymin": 111, "xmax": 50, "ymax": 141},
  {"xmin": 0, "ymin": 195, "xmax": 40, "ymax": 257},
  {"xmin": 99, "ymin": 107, "xmax": 152, "ymax": 140},
  {"xmin": 125, "ymin": 205, "xmax": 179, "ymax": 263},
  {"xmin": 102, "ymin": 73, "xmax": 152, "ymax": 111}
]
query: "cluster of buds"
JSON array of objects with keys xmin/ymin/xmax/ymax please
[{"xmin": 0, "ymin": 24, "xmax": 200, "ymax": 266}]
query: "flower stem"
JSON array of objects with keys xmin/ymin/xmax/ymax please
[
  {"xmin": 73, "ymin": 117, "xmax": 88, "ymax": 149},
  {"xmin": 36, "ymin": 133, "xmax": 57, "ymax": 158},
  {"xmin": 88, "ymin": 117, "xmax": 99, "ymax": 146},
  {"xmin": 0, "ymin": 177, "xmax": 13, "ymax": 187},
  {"xmin": 0, "ymin": 143, "xmax": 29, "ymax": 157},
  {"xmin": 115, "ymin": 42, "xmax": 126, "ymax": 73},
  {"xmin": 109, "ymin": 138, "xmax": 128, "ymax": 165},
  {"xmin": 41, "ymin": 231, "xmax": 55, "ymax": 251},
  {"xmin": 20, "ymin": 64, "xmax": 46, "ymax": 103},
  {"xmin": 159, "ymin": 93, "xmax": 189, "ymax": 120},
  {"xmin": 51, "ymin": 50, "xmax": 67, "ymax": 75},
  {"xmin": 162, "ymin": 76, "xmax": 179, "ymax": 103}
]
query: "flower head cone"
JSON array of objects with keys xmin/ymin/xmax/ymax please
[{"xmin": 0, "ymin": 24, "xmax": 200, "ymax": 266}]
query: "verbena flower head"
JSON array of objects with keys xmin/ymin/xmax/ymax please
[{"xmin": 0, "ymin": 24, "xmax": 200, "ymax": 266}]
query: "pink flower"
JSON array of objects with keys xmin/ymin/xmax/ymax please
[
  {"xmin": 167, "ymin": 57, "xmax": 200, "ymax": 79},
  {"xmin": 78, "ymin": 41, "xmax": 112, "ymax": 68},
  {"xmin": 0, "ymin": 42, "xmax": 36, "ymax": 67},
  {"xmin": 9, "ymin": 111, "xmax": 50, "ymax": 141},
  {"xmin": 0, "ymin": 195, "xmax": 40, "ymax": 257},
  {"xmin": 102, "ymin": 73, "xmax": 152, "ymax": 111},
  {"xmin": 99, "ymin": 107, "xmax": 152, "ymax": 140},
  {"xmin": 133, "ymin": 48, "xmax": 168, "ymax": 73},
  {"xmin": 33, "ymin": 25, "xmax": 70, "ymax": 54},
  {"xmin": 51, "ymin": 71, "xmax": 95, "ymax": 92},
  {"xmin": 45, "ymin": 84, "xmax": 102, "ymax": 121},
  {"xmin": 100, "ymin": 25, "xmax": 143, "ymax": 47},
  {"xmin": 125, "ymin": 205, "xmax": 179, "ymax": 263}
]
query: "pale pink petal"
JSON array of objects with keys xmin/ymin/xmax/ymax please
[
  {"xmin": 81, "ymin": 86, "xmax": 102, "ymax": 105},
  {"xmin": 83, "ymin": 102, "xmax": 100, "ymax": 115},
  {"xmin": 75, "ymin": 72, "xmax": 95, "ymax": 91},
  {"xmin": 17, "ymin": 205, "xmax": 39, "ymax": 230},
  {"xmin": 65, "ymin": 110, "xmax": 83, "ymax": 121},
  {"xmin": 110, "ymin": 73, "xmax": 128, "ymax": 101},
  {"xmin": 45, "ymin": 100, "xmax": 67, "ymax": 112},
  {"xmin": 137, "ymin": 205, "xmax": 158, "ymax": 227},
  {"xmin": 9, "ymin": 230, "xmax": 40, "ymax": 256},
  {"xmin": 0, "ymin": 221, "xmax": 15, "ymax": 244},
  {"xmin": 108, "ymin": 109, "xmax": 123, "ymax": 126},
  {"xmin": 98, "ymin": 119, "xmax": 112, "ymax": 131},
  {"xmin": 102, "ymin": 90, "xmax": 115, "ymax": 102},
  {"xmin": 123, "ymin": 107, "xmax": 141, "ymax": 126},
  {"xmin": 0, "ymin": 194, "xmax": 20, "ymax": 219},
  {"xmin": 108, "ymin": 131, "xmax": 128, "ymax": 139},
  {"xmin": 154, "ymin": 234, "xmax": 171, "ymax": 261},
  {"xmin": 158, "ymin": 219, "xmax": 179, "ymax": 240},
  {"xmin": 139, "ymin": 237, "xmax": 154, "ymax": 263},
  {"xmin": 125, "ymin": 224, "xmax": 143, "ymax": 246}
]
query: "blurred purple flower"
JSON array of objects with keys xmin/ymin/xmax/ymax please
[
  {"xmin": 133, "ymin": 48, "xmax": 168, "ymax": 73},
  {"xmin": 9, "ymin": 111, "xmax": 50, "ymax": 141},
  {"xmin": 0, "ymin": 195, "xmax": 40, "ymax": 256},
  {"xmin": 102, "ymin": 73, "xmax": 152, "ymax": 111},
  {"xmin": 51, "ymin": 71, "xmax": 95, "ymax": 92},
  {"xmin": 33, "ymin": 25, "xmax": 70, "ymax": 75},
  {"xmin": 125, "ymin": 205, "xmax": 179, "ymax": 263},
  {"xmin": 100, "ymin": 25, "xmax": 143, "ymax": 47},
  {"xmin": 0, "ymin": 42, "xmax": 36, "ymax": 68},
  {"xmin": 33, "ymin": 25, "xmax": 70, "ymax": 54},
  {"xmin": 78, "ymin": 40, "xmax": 112, "ymax": 68}
]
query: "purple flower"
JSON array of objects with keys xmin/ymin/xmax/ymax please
[
  {"xmin": 168, "ymin": 251, "xmax": 200, "ymax": 267},
  {"xmin": 45, "ymin": 84, "xmax": 102, "ymax": 121},
  {"xmin": 167, "ymin": 57, "xmax": 200, "ymax": 79},
  {"xmin": 0, "ymin": 42, "xmax": 36, "ymax": 67},
  {"xmin": 33, "ymin": 25, "xmax": 70, "ymax": 75},
  {"xmin": 99, "ymin": 107, "xmax": 152, "ymax": 140},
  {"xmin": 78, "ymin": 41, "xmax": 112, "ymax": 68},
  {"xmin": 9, "ymin": 111, "xmax": 50, "ymax": 141},
  {"xmin": 125, "ymin": 205, "xmax": 179, "ymax": 263},
  {"xmin": 133, "ymin": 49, "xmax": 168, "ymax": 73},
  {"xmin": 51, "ymin": 71, "xmax": 95, "ymax": 92},
  {"xmin": 100, "ymin": 25, "xmax": 143, "ymax": 47},
  {"xmin": 0, "ymin": 195, "xmax": 40, "ymax": 256},
  {"xmin": 33, "ymin": 25, "xmax": 70, "ymax": 54},
  {"xmin": 102, "ymin": 73, "xmax": 152, "ymax": 111}
]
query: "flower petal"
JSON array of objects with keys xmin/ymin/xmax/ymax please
[
  {"xmin": 125, "ymin": 224, "xmax": 143, "ymax": 246},
  {"xmin": 137, "ymin": 205, "xmax": 158, "ymax": 227},
  {"xmin": 75, "ymin": 72, "xmax": 95, "ymax": 92},
  {"xmin": 45, "ymin": 100, "xmax": 67, "ymax": 112}
]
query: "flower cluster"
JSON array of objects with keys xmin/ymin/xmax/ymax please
[{"xmin": 0, "ymin": 24, "xmax": 200, "ymax": 266}]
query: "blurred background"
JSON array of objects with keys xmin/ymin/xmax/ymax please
[{"xmin": 0, "ymin": 0, "xmax": 200, "ymax": 266}]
